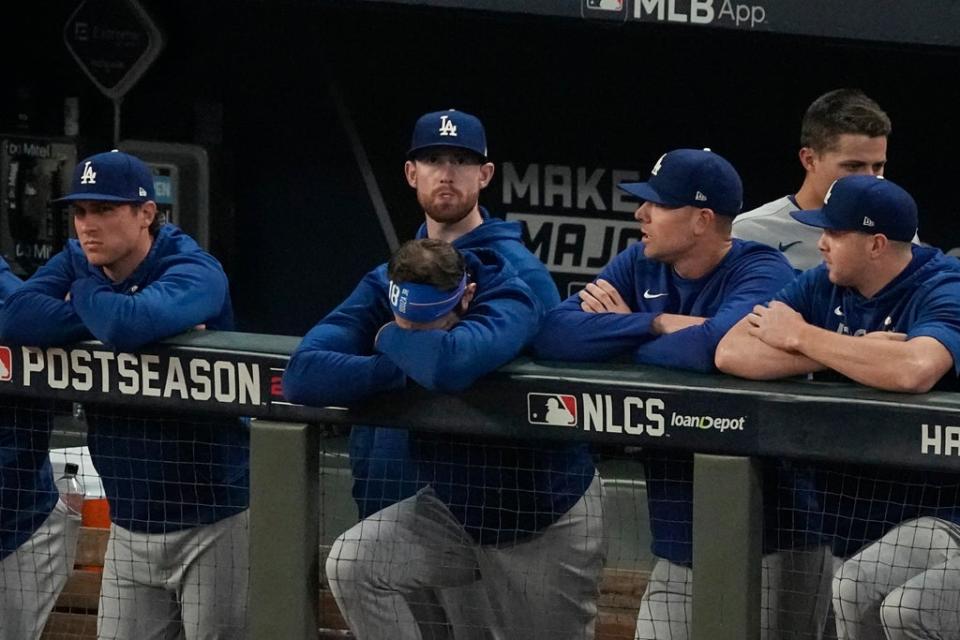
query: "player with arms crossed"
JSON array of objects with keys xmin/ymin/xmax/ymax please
[
  {"xmin": 0, "ymin": 151, "xmax": 248, "ymax": 640},
  {"xmin": 283, "ymin": 238, "xmax": 603, "ymax": 640},
  {"xmin": 716, "ymin": 175, "xmax": 960, "ymax": 640},
  {"xmin": 0, "ymin": 261, "xmax": 82, "ymax": 640},
  {"xmin": 734, "ymin": 88, "xmax": 891, "ymax": 271},
  {"xmin": 533, "ymin": 148, "xmax": 826, "ymax": 639}
]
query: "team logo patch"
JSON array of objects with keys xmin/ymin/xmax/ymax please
[
  {"xmin": 438, "ymin": 115, "xmax": 458, "ymax": 137},
  {"xmin": 585, "ymin": 0, "xmax": 623, "ymax": 9},
  {"xmin": 79, "ymin": 161, "xmax": 97, "ymax": 185},
  {"xmin": 528, "ymin": 392, "xmax": 578, "ymax": 427},
  {"xmin": 0, "ymin": 347, "xmax": 12, "ymax": 382}
]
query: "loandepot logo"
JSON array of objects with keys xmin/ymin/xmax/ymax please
[
  {"xmin": 670, "ymin": 412, "xmax": 746, "ymax": 432},
  {"xmin": 634, "ymin": 0, "xmax": 767, "ymax": 29}
]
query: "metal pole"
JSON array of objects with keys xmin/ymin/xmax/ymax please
[
  {"xmin": 249, "ymin": 420, "xmax": 320, "ymax": 639},
  {"xmin": 691, "ymin": 454, "xmax": 762, "ymax": 640}
]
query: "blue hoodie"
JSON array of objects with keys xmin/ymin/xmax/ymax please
[
  {"xmin": 0, "ymin": 259, "xmax": 56, "ymax": 561},
  {"xmin": 533, "ymin": 239, "xmax": 818, "ymax": 564},
  {"xmin": 284, "ymin": 248, "xmax": 595, "ymax": 544},
  {"xmin": 349, "ymin": 209, "xmax": 570, "ymax": 518},
  {"xmin": 0, "ymin": 225, "xmax": 248, "ymax": 534},
  {"xmin": 777, "ymin": 245, "xmax": 960, "ymax": 556}
]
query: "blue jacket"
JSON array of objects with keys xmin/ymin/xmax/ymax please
[
  {"xmin": 533, "ymin": 239, "xmax": 817, "ymax": 564},
  {"xmin": 0, "ymin": 259, "xmax": 55, "ymax": 560},
  {"xmin": 777, "ymin": 246, "xmax": 960, "ymax": 556},
  {"xmin": 0, "ymin": 225, "xmax": 249, "ymax": 534},
  {"xmin": 349, "ymin": 209, "xmax": 568, "ymax": 518},
  {"xmin": 285, "ymin": 249, "xmax": 595, "ymax": 544}
]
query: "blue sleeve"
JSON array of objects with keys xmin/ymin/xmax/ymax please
[
  {"xmin": 632, "ymin": 254, "xmax": 797, "ymax": 372},
  {"xmin": 69, "ymin": 253, "xmax": 229, "ymax": 351},
  {"xmin": 282, "ymin": 270, "xmax": 406, "ymax": 407},
  {"xmin": 0, "ymin": 259, "xmax": 22, "ymax": 305},
  {"xmin": 905, "ymin": 281, "xmax": 960, "ymax": 375},
  {"xmin": 375, "ymin": 280, "xmax": 542, "ymax": 393},
  {"xmin": 0, "ymin": 250, "xmax": 91, "ymax": 346},
  {"xmin": 532, "ymin": 246, "xmax": 657, "ymax": 362}
]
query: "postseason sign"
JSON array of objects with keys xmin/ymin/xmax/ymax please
[{"xmin": 0, "ymin": 343, "xmax": 284, "ymax": 416}]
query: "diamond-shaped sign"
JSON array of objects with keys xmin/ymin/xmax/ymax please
[{"xmin": 63, "ymin": 0, "xmax": 164, "ymax": 100}]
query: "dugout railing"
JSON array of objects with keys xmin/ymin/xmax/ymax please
[{"xmin": 7, "ymin": 330, "xmax": 960, "ymax": 640}]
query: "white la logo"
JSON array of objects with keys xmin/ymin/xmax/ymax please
[
  {"xmin": 438, "ymin": 115, "xmax": 458, "ymax": 137},
  {"xmin": 862, "ymin": 216, "xmax": 875, "ymax": 227},
  {"xmin": 824, "ymin": 180, "xmax": 837, "ymax": 204},
  {"xmin": 79, "ymin": 161, "xmax": 97, "ymax": 185},
  {"xmin": 651, "ymin": 153, "xmax": 666, "ymax": 176}
]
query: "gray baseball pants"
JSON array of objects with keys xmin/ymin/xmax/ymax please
[
  {"xmin": 833, "ymin": 517, "xmax": 960, "ymax": 640},
  {"xmin": 97, "ymin": 510, "xmax": 249, "ymax": 640},
  {"xmin": 0, "ymin": 499, "xmax": 80, "ymax": 640},
  {"xmin": 327, "ymin": 473, "xmax": 605, "ymax": 640},
  {"xmin": 634, "ymin": 546, "xmax": 833, "ymax": 640}
]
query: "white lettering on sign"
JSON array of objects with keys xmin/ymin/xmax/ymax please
[
  {"xmin": 634, "ymin": 0, "xmax": 766, "ymax": 28},
  {"xmin": 922, "ymin": 423, "xmax": 960, "ymax": 456},
  {"xmin": 20, "ymin": 347, "xmax": 262, "ymax": 406},
  {"xmin": 581, "ymin": 393, "xmax": 666, "ymax": 437},
  {"xmin": 507, "ymin": 212, "xmax": 641, "ymax": 275}
]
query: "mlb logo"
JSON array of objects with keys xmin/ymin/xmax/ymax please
[
  {"xmin": 528, "ymin": 393, "xmax": 578, "ymax": 427},
  {"xmin": 0, "ymin": 347, "xmax": 12, "ymax": 382},
  {"xmin": 585, "ymin": 0, "xmax": 623, "ymax": 10}
]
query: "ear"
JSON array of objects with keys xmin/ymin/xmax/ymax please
[
  {"xmin": 869, "ymin": 233, "xmax": 889, "ymax": 258},
  {"xmin": 459, "ymin": 282, "xmax": 478, "ymax": 312},
  {"xmin": 478, "ymin": 162, "xmax": 495, "ymax": 189},
  {"xmin": 694, "ymin": 207, "xmax": 715, "ymax": 235},
  {"xmin": 140, "ymin": 201, "xmax": 158, "ymax": 229},
  {"xmin": 404, "ymin": 160, "xmax": 418, "ymax": 188},
  {"xmin": 799, "ymin": 147, "xmax": 817, "ymax": 172}
]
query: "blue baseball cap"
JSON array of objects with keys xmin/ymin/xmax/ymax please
[
  {"xmin": 618, "ymin": 148, "xmax": 743, "ymax": 217},
  {"xmin": 54, "ymin": 150, "xmax": 155, "ymax": 203},
  {"xmin": 790, "ymin": 175, "xmax": 917, "ymax": 242},
  {"xmin": 408, "ymin": 109, "xmax": 488, "ymax": 160}
]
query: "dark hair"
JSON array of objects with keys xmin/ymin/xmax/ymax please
[
  {"xmin": 800, "ymin": 89, "xmax": 891, "ymax": 152},
  {"xmin": 388, "ymin": 239, "xmax": 465, "ymax": 290}
]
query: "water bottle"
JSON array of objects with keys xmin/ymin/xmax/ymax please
[{"xmin": 56, "ymin": 463, "xmax": 85, "ymax": 517}]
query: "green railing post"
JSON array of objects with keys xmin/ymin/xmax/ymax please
[
  {"xmin": 692, "ymin": 454, "xmax": 762, "ymax": 640},
  {"xmin": 249, "ymin": 420, "xmax": 320, "ymax": 639}
]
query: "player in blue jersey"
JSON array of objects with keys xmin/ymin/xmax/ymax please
[
  {"xmin": 344, "ymin": 110, "xmax": 567, "ymax": 639},
  {"xmin": 283, "ymin": 238, "xmax": 603, "ymax": 640},
  {"xmin": 350, "ymin": 109, "xmax": 561, "ymax": 520},
  {"xmin": 716, "ymin": 175, "xmax": 960, "ymax": 640},
  {"xmin": 534, "ymin": 148, "xmax": 829, "ymax": 640},
  {"xmin": 0, "ymin": 261, "xmax": 81, "ymax": 640},
  {"xmin": 0, "ymin": 151, "xmax": 248, "ymax": 640}
]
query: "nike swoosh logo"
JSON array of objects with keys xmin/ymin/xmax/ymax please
[
  {"xmin": 834, "ymin": 306, "xmax": 843, "ymax": 316},
  {"xmin": 643, "ymin": 290, "xmax": 669, "ymax": 299},
  {"xmin": 778, "ymin": 240, "xmax": 803, "ymax": 252}
]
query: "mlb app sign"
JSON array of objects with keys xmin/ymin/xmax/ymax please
[{"xmin": 528, "ymin": 393, "xmax": 578, "ymax": 426}]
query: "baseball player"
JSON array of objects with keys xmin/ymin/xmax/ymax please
[
  {"xmin": 533, "ymin": 149, "xmax": 829, "ymax": 640},
  {"xmin": 733, "ymin": 89, "xmax": 891, "ymax": 272},
  {"xmin": 342, "ymin": 109, "xmax": 567, "ymax": 638},
  {"xmin": 0, "ymin": 261, "xmax": 82, "ymax": 640},
  {"xmin": 283, "ymin": 238, "xmax": 603, "ymax": 640},
  {"xmin": 350, "ymin": 108, "xmax": 561, "ymax": 520},
  {"xmin": 716, "ymin": 175, "xmax": 960, "ymax": 640},
  {"xmin": 0, "ymin": 151, "xmax": 249, "ymax": 640}
]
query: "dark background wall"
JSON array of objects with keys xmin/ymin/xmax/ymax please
[{"xmin": 5, "ymin": 0, "xmax": 960, "ymax": 334}]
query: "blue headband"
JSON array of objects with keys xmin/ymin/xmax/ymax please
[{"xmin": 388, "ymin": 273, "xmax": 467, "ymax": 324}]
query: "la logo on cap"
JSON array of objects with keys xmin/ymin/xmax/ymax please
[
  {"xmin": 438, "ymin": 115, "xmax": 458, "ymax": 137},
  {"xmin": 80, "ymin": 161, "xmax": 97, "ymax": 185}
]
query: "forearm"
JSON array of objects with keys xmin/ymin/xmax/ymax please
[
  {"xmin": 794, "ymin": 327, "xmax": 946, "ymax": 393},
  {"xmin": 533, "ymin": 306, "xmax": 658, "ymax": 362},
  {"xmin": 282, "ymin": 350, "xmax": 405, "ymax": 406},
  {"xmin": 0, "ymin": 293, "xmax": 89, "ymax": 345},
  {"xmin": 715, "ymin": 320, "xmax": 823, "ymax": 380}
]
